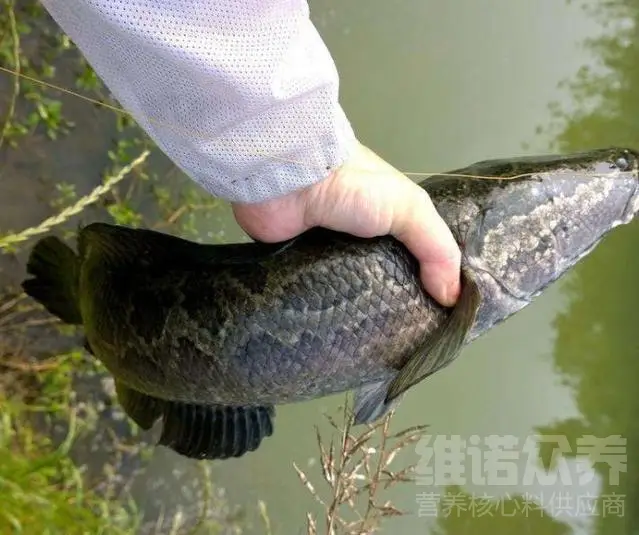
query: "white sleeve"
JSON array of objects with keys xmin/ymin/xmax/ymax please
[{"xmin": 40, "ymin": 0, "xmax": 357, "ymax": 203}]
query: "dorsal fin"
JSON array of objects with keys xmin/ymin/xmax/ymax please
[{"xmin": 77, "ymin": 222, "xmax": 298, "ymax": 268}]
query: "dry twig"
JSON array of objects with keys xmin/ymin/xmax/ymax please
[{"xmin": 295, "ymin": 400, "xmax": 428, "ymax": 534}]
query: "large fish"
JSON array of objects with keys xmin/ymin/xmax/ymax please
[{"xmin": 21, "ymin": 148, "xmax": 639, "ymax": 461}]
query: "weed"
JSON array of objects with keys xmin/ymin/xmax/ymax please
[
  {"xmin": 0, "ymin": 401, "xmax": 141, "ymax": 534},
  {"xmin": 296, "ymin": 403, "xmax": 427, "ymax": 534}
]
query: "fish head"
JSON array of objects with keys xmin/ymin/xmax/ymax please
[
  {"xmin": 437, "ymin": 148, "xmax": 639, "ymax": 338},
  {"xmin": 467, "ymin": 147, "xmax": 639, "ymax": 294}
]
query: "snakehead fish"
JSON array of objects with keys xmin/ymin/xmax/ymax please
[{"xmin": 21, "ymin": 147, "xmax": 639, "ymax": 461}]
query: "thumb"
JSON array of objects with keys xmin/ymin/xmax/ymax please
[
  {"xmin": 345, "ymin": 143, "xmax": 462, "ymax": 306},
  {"xmin": 390, "ymin": 180, "xmax": 461, "ymax": 306}
]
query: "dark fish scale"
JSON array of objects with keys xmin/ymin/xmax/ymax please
[
  {"xmin": 286, "ymin": 294, "xmax": 306, "ymax": 313},
  {"xmin": 127, "ymin": 285, "xmax": 169, "ymax": 344},
  {"xmin": 324, "ymin": 300, "xmax": 345, "ymax": 330},
  {"xmin": 305, "ymin": 308, "xmax": 321, "ymax": 333},
  {"xmin": 233, "ymin": 263, "xmax": 270, "ymax": 294},
  {"xmin": 180, "ymin": 278, "xmax": 230, "ymax": 339},
  {"xmin": 277, "ymin": 310, "xmax": 298, "ymax": 332}
]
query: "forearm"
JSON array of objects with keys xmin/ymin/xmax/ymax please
[{"xmin": 40, "ymin": 0, "xmax": 356, "ymax": 203}]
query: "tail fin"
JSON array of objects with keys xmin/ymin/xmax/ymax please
[{"xmin": 21, "ymin": 236, "xmax": 82, "ymax": 325}]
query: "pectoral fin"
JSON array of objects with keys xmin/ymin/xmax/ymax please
[
  {"xmin": 385, "ymin": 270, "xmax": 481, "ymax": 403},
  {"xmin": 353, "ymin": 378, "xmax": 400, "ymax": 425},
  {"xmin": 114, "ymin": 381, "xmax": 163, "ymax": 430},
  {"xmin": 159, "ymin": 402, "xmax": 275, "ymax": 460}
]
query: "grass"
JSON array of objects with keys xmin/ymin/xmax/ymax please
[
  {"xmin": 0, "ymin": 400, "xmax": 140, "ymax": 534},
  {"xmin": 0, "ymin": 2, "xmax": 424, "ymax": 534},
  {"xmin": 0, "ymin": 291, "xmax": 141, "ymax": 534}
]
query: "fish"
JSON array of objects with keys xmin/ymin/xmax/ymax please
[{"xmin": 20, "ymin": 147, "xmax": 639, "ymax": 461}]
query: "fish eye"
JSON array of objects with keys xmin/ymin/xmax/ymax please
[
  {"xmin": 610, "ymin": 149, "xmax": 635, "ymax": 171},
  {"xmin": 615, "ymin": 157, "xmax": 629, "ymax": 170}
]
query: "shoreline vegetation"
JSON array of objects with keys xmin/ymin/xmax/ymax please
[{"xmin": 0, "ymin": 2, "xmax": 425, "ymax": 533}]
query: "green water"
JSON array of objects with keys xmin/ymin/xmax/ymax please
[{"xmin": 2, "ymin": 0, "xmax": 638, "ymax": 533}]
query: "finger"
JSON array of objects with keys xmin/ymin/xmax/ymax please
[{"xmin": 390, "ymin": 183, "xmax": 461, "ymax": 307}]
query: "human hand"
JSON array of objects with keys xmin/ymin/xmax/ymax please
[{"xmin": 232, "ymin": 141, "xmax": 461, "ymax": 307}]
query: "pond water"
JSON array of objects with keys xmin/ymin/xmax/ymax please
[{"xmin": 1, "ymin": 0, "xmax": 638, "ymax": 534}]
